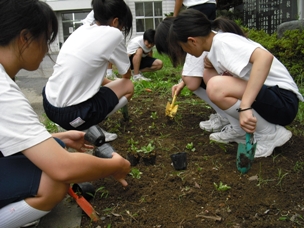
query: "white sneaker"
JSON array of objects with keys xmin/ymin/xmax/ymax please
[
  {"xmin": 199, "ymin": 113, "xmax": 230, "ymax": 132},
  {"xmin": 254, "ymin": 125, "xmax": 292, "ymax": 158},
  {"xmin": 210, "ymin": 124, "xmax": 246, "ymax": 144},
  {"xmin": 106, "ymin": 72, "xmax": 118, "ymax": 80},
  {"xmin": 132, "ymin": 73, "xmax": 151, "ymax": 81},
  {"xmin": 100, "ymin": 128, "xmax": 117, "ymax": 142}
]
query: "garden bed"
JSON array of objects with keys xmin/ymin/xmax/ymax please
[{"xmin": 80, "ymin": 91, "xmax": 304, "ymax": 228}]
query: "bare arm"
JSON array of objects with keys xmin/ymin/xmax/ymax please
[
  {"xmin": 23, "ymin": 138, "xmax": 131, "ymax": 186},
  {"xmin": 173, "ymin": 0, "xmax": 184, "ymax": 17},
  {"xmin": 239, "ymin": 48, "xmax": 273, "ymax": 132}
]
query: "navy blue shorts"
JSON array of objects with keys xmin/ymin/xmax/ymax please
[
  {"xmin": 202, "ymin": 82, "xmax": 298, "ymax": 125},
  {"xmin": 42, "ymin": 86, "xmax": 119, "ymax": 131},
  {"xmin": 252, "ymin": 85, "xmax": 299, "ymax": 126},
  {"xmin": 129, "ymin": 55, "xmax": 156, "ymax": 70},
  {"xmin": 0, "ymin": 138, "xmax": 65, "ymax": 209},
  {"xmin": 189, "ymin": 3, "xmax": 216, "ymax": 20}
]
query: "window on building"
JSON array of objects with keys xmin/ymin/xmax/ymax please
[
  {"xmin": 62, "ymin": 11, "xmax": 90, "ymax": 41},
  {"xmin": 135, "ymin": 1, "xmax": 163, "ymax": 33}
]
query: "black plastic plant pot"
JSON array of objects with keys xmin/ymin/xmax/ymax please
[
  {"xmin": 127, "ymin": 152, "xmax": 141, "ymax": 166},
  {"xmin": 142, "ymin": 153, "xmax": 156, "ymax": 166},
  {"xmin": 72, "ymin": 182, "xmax": 96, "ymax": 201},
  {"xmin": 170, "ymin": 152, "xmax": 187, "ymax": 170},
  {"xmin": 84, "ymin": 125, "xmax": 105, "ymax": 147}
]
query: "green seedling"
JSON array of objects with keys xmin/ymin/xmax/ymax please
[
  {"xmin": 214, "ymin": 181, "xmax": 231, "ymax": 191},
  {"xmin": 293, "ymin": 161, "xmax": 304, "ymax": 172},
  {"xmin": 127, "ymin": 138, "xmax": 139, "ymax": 153},
  {"xmin": 150, "ymin": 111, "xmax": 158, "ymax": 120},
  {"xmin": 137, "ymin": 142, "xmax": 155, "ymax": 154},
  {"xmin": 130, "ymin": 168, "xmax": 142, "ymax": 179},
  {"xmin": 195, "ymin": 163, "xmax": 203, "ymax": 172},
  {"xmin": 277, "ymin": 168, "xmax": 288, "ymax": 187},
  {"xmin": 185, "ymin": 142, "xmax": 196, "ymax": 152},
  {"xmin": 148, "ymin": 122, "xmax": 156, "ymax": 129},
  {"xmin": 95, "ymin": 186, "xmax": 109, "ymax": 199},
  {"xmin": 127, "ymin": 138, "xmax": 139, "ymax": 146}
]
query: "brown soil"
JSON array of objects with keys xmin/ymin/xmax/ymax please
[{"xmin": 80, "ymin": 91, "xmax": 304, "ymax": 228}]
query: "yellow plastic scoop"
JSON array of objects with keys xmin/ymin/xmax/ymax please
[{"xmin": 165, "ymin": 93, "xmax": 178, "ymax": 118}]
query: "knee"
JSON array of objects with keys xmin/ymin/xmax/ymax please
[
  {"xmin": 206, "ymin": 77, "xmax": 223, "ymax": 103},
  {"xmin": 45, "ymin": 183, "xmax": 69, "ymax": 206},
  {"xmin": 35, "ymin": 182, "xmax": 69, "ymax": 211},
  {"xmin": 154, "ymin": 60, "xmax": 163, "ymax": 70}
]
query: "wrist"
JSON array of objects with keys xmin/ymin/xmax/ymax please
[{"xmin": 236, "ymin": 107, "xmax": 252, "ymax": 112}]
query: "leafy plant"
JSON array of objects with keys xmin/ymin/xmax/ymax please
[
  {"xmin": 137, "ymin": 142, "xmax": 155, "ymax": 154},
  {"xmin": 127, "ymin": 138, "xmax": 139, "ymax": 153},
  {"xmin": 294, "ymin": 161, "xmax": 304, "ymax": 173},
  {"xmin": 150, "ymin": 111, "xmax": 158, "ymax": 120},
  {"xmin": 95, "ymin": 186, "xmax": 109, "ymax": 199},
  {"xmin": 214, "ymin": 181, "xmax": 231, "ymax": 191},
  {"xmin": 185, "ymin": 142, "xmax": 196, "ymax": 152},
  {"xmin": 129, "ymin": 168, "xmax": 142, "ymax": 179}
]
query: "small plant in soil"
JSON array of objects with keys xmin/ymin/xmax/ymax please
[
  {"xmin": 214, "ymin": 181, "xmax": 231, "ymax": 191},
  {"xmin": 185, "ymin": 142, "xmax": 196, "ymax": 152},
  {"xmin": 293, "ymin": 160, "xmax": 304, "ymax": 172},
  {"xmin": 138, "ymin": 141, "xmax": 155, "ymax": 154},
  {"xmin": 129, "ymin": 168, "xmax": 142, "ymax": 179},
  {"xmin": 95, "ymin": 186, "xmax": 109, "ymax": 199},
  {"xmin": 126, "ymin": 138, "xmax": 141, "ymax": 166},
  {"xmin": 150, "ymin": 111, "xmax": 158, "ymax": 120},
  {"xmin": 138, "ymin": 141, "xmax": 156, "ymax": 165}
]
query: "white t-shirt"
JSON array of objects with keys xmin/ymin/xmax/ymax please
[
  {"xmin": 127, "ymin": 36, "xmax": 152, "ymax": 57},
  {"xmin": 45, "ymin": 24, "xmax": 130, "ymax": 107},
  {"xmin": 207, "ymin": 32, "xmax": 304, "ymax": 101},
  {"xmin": 0, "ymin": 65, "xmax": 51, "ymax": 156},
  {"xmin": 183, "ymin": 0, "xmax": 216, "ymax": 8},
  {"xmin": 182, "ymin": 52, "xmax": 208, "ymax": 77},
  {"xmin": 81, "ymin": 10, "xmax": 94, "ymax": 25}
]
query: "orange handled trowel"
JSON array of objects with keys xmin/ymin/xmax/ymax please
[
  {"xmin": 165, "ymin": 93, "xmax": 178, "ymax": 118},
  {"xmin": 68, "ymin": 187, "xmax": 99, "ymax": 221}
]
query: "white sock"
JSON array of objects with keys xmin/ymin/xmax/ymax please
[
  {"xmin": 224, "ymin": 114, "xmax": 245, "ymax": 134},
  {"xmin": 224, "ymin": 100, "xmax": 275, "ymax": 134},
  {"xmin": 106, "ymin": 96, "xmax": 128, "ymax": 118},
  {"xmin": 0, "ymin": 200, "xmax": 50, "ymax": 228},
  {"xmin": 193, "ymin": 87, "xmax": 227, "ymax": 118},
  {"xmin": 107, "ymin": 69, "xmax": 113, "ymax": 75}
]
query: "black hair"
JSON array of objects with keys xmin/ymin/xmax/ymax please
[
  {"xmin": 169, "ymin": 9, "xmax": 246, "ymax": 66},
  {"xmin": 0, "ymin": 0, "xmax": 58, "ymax": 47},
  {"xmin": 92, "ymin": 0, "xmax": 133, "ymax": 38},
  {"xmin": 143, "ymin": 29, "xmax": 155, "ymax": 44},
  {"xmin": 154, "ymin": 17, "xmax": 181, "ymax": 66}
]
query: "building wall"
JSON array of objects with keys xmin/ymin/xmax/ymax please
[{"xmin": 45, "ymin": 0, "xmax": 175, "ymax": 53}]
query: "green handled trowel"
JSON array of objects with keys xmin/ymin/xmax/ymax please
[{"xmin": 236, "ymin": 133, "xmax": 257, "ymax": 174}]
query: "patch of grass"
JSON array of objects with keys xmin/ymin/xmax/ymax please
[{"xmin": 42, "ymin": 114, "xmax": 58, "ymax": 133}]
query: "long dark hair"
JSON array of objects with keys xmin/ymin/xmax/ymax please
[
  {"xmin": 169, "ymin": 9, "xmax": 245, "ymax": 66},
  {"xmin": 0, "ymin": 0, "xmax": 58, "ymax": 47},
  {"xmin": 154, "ymin": 17, "xmax": 182, "ymax": 66},
  {"xmin": 92, "ymin": 0, "xmax": 133, "ymax": 38}
]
